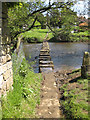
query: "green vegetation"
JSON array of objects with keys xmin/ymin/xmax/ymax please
[
  {"xmin": 21, "ymin": 29, "xmax": 53, "ymax": 43},
  {"xmin": 60, "ymin": 72, "xmax": 89, "ymax": 120},
  {"xmin": 6, "ymin": 2, "xmax": 88, "ymax": 44},
  {"xmin": 70, "ymin": 30, "xmax": 89, "ymax": 42},
  {"xmin": 72, "ymin": 31, "xmax": 88, "ymax": 37},
  {"xmin": 2, "ymin": 53, "xmax": 42, "ymax": 118},
  {"xmin": 20, "ymin": 28, "xmax": 89, "ymax": 43}
]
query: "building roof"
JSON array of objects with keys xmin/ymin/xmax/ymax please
[{"xmin": 79, "ymin": 22, "xmax": 88, "ymax": 27}]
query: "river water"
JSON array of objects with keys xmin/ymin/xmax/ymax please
[{"xmin": 23, "ymin": 42, "xmax": 89, "ymax": 73}]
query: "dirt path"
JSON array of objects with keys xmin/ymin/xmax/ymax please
[
  {"xmin": 36, "ymin": 72, "xmax": 63, "ymax": 118},
  {"xmin": 36, "ymin": 68, "xmax": 81, "ymax": 118}
]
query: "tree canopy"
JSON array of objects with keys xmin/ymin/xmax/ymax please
[{"xmin": 6, "ymin": 0, "xmax": 78, "ymax": 42}]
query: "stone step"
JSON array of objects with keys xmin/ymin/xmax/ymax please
[
  {"xmin": 40, "ymin": 51, "xmax": 50, "ymax": 54},
  {"xmin": 39, "ymin": 56, "xmax": 51, "ymax": 58},
  {"xmin": 39, "ymin": 54, "xmax": 50, "ymax": 56},
  {"xmin": 39, "ymin": 67, "xmax": 53, "ymax": 73},
  {"xmin": 40, "ymin": 53, "xmax": 50, "ymax": 55},
  {"xmin": 39, "ymin": 64, "xmax": 54, "ymax": 69},
  {"xmin": 40, "ymin": 49, "xmax": 50, "ymax": 52},
  {"xmin": 39, "ymin": 61, "xmax": 53, "ymax": 64},
  {"xmin": 39, "ymin": 57, "xmax": 51, "ymax": 61},
  {"xmin": 41, "ymin": 48, "xmax": 49, "ymax": 51}
]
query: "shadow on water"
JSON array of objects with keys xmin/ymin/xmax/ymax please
[{"xmin": 23, "ymin": 42, "xmax": 88, "ymax": 73}]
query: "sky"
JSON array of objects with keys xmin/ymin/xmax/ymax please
[{"xmin": 44, "ymin": 0, "xmax": 89, "ymax": 18}]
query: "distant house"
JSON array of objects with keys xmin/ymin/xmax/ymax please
[
  {"xmin": 79, "ymin": 22, "xmax": 88, "ymax": 27},
  {"xmin": 78, "ymin": 16, "xmax": 87, "ymax": 23}
]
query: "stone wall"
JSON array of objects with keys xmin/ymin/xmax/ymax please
[
  {"xmin": 0, "ymin": 2, "xmax": 13, "ymax": 97},
  {"xmin": 0, "ymin": 54, "xmax": 13, "ymax": 96}
]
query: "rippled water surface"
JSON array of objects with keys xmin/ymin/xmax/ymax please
[{"xmin": 23, "ymin": 42, "xmax": 88, "ymax": 73}]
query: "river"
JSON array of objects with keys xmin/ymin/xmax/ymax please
[{"xmin": 23, "ymin": 42, "xmax": 89, "ymax": 73}]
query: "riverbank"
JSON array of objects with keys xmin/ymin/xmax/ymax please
[
  {"xmin": 54, "ymin": 69, "xmax": 89, "ymax": 120},
  {"xmin": 20, "ymin": 29, "xmax": 89, "ymax": 43},
  {"xmin": 21, "ymin": 29, "xmax": 53, "ymax": 43}
]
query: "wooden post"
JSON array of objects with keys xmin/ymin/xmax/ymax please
[{"xmin": 81, "ymin": 51, "xmax": 90, "ymax": 78}]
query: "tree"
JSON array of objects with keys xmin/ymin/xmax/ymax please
[
  {"xmin": 36, "ymin": 13, "xmax": 46, "ymax": 29},
  {"xmin": 46, "ymin": 3, "xmax": 78, "ymax": 41},
  {"xmin": 6, "ymin": 1, "xmax": 77, "ymax": 42}
]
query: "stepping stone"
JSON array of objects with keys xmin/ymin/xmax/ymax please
[
  {"xmin": 39, "ymin": 67, "xmax": 53, "ymax": 73},
  {"xmin": 39, "ymin": 57, "xmax": 51, "ymax": 61},
  {"xmin": 39, "ymin": 61, "xmax": 53, "ymax": 64},
  {"xmin": 39, "ymin": 64, "xmax": 54, "ymax": 69},
  {"xmin": 39, "ymin": 54, "xmax": 50, "ymax": 56},
  {"xmin": 40, "ymin": 49, "xmax": 50, "ymax": 52}
]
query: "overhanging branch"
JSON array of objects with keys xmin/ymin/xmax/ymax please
[{"xmin": 14, "ymin": 16, "xmax": 37, "ymax": 38}]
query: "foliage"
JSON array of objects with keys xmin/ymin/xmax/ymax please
[
  {"xmin": 7, "ymin": 1, "xmax": 88, "ymax": 43},
  {"xmin": 2, "ymin": 54, "xmax": 42, "ymax": 118},
  {"xmin": 7, "ymin": 1, "xmax": 76, "ymax": 41},
  {"xmin": 8, "ymin": 3, "xmax": 32, "ymax": 39},
  {"xmin": 52, "ymin": 8, "xmax": 78, "ymax": 41},
  {"xmin": 36, "ymin": 13, "xmax": 47, "ymax": 29},
  {"xmin": 7, "ymin": 1, "xmax": 47, "ymax": 40}
]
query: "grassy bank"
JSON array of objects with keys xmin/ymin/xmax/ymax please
[
  {"xmin": 70, "ymin": 31, "xmax": 89, "ymax": 42},
  {"xmin": 20, "ymin": 28, "xmax": 88, "ymax": 43},
  {"xmin": 2, "ymin": 53, "xmax": 42, "ymax": 118},
  {"xmin": 60, "ymin": 69, "xmax": 89, "ymax": 120},
  {"xmin": 21, "ymin": 29, "xmax": 53, "ymax": 43}
]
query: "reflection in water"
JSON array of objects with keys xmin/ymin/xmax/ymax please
[
  {"xmin": 23, "ymin": 42, "xmax": 88, "ymax": 73},
  {"xmin": 23, "ymin": 43, "xmax": 42, "ymax": 73}
]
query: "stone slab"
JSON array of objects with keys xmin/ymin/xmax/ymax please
[
  {"xmin": 3, "ymin": 69, "xmax": 11, "ymax": 80},
  {"xmin": 39, "ymin": 61, "xmax": 53, "ymax": 64},
  {"xmin": 0, "ymin": 55, "xmax": 7, "ymax": 64},
  {"xmin": 0, "ymin": 65, "xmax": 3, "ymax": 75},
  {"xmin": 0, "ymin": 75, "xmax": 3, "ymax": 89}
]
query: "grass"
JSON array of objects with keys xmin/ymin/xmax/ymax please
[
  {"xmin": 60, "ymin": 71, "xmax": 89, "ymax": 120},
  {"xmin": 1, "ymin": 53, "xmax": 43, "ymax": 118},
  {"xmin": 21, "ymin": 28, "xmax": 53, "ymax": 43}
]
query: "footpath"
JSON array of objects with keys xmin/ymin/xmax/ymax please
[{"xmin": 36, "ymin": 72, "xmax": 63, "ymax": 118}]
